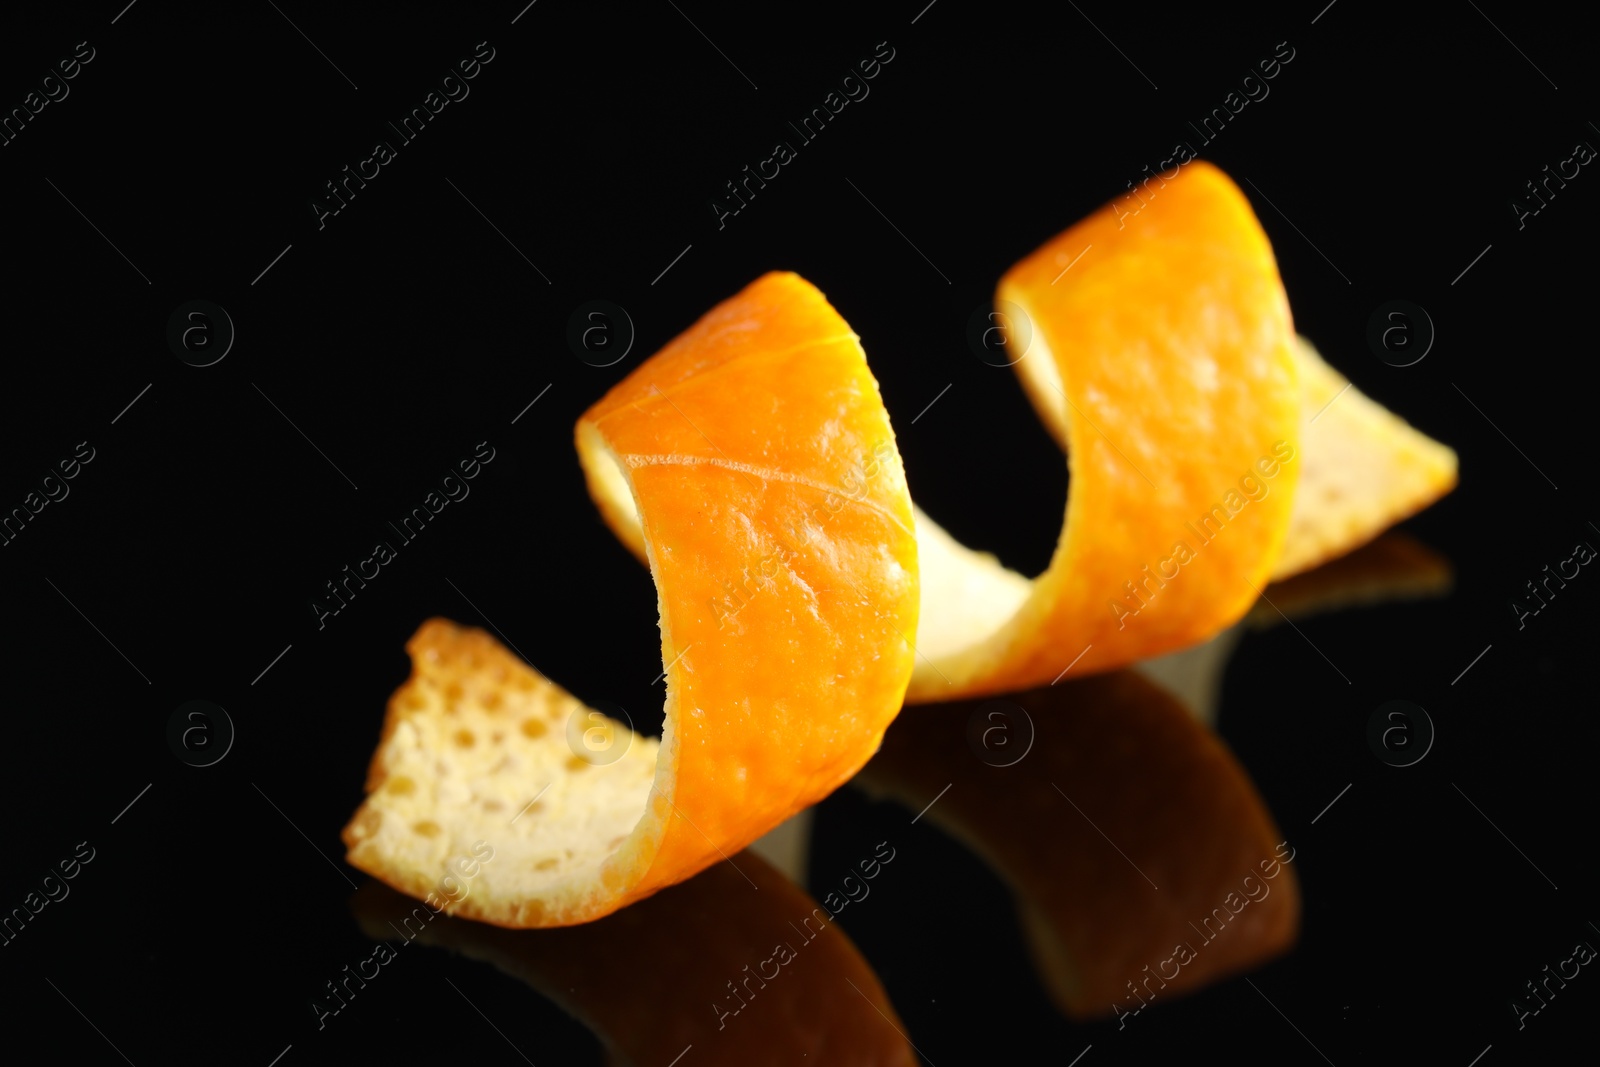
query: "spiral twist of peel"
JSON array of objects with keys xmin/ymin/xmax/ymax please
[{"xmin": 342, "ymin": 161, "xmax": 1456, "ymax": 928}]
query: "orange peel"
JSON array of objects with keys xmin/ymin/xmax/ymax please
[
  {"xmin": 343, "ymin": 273, "xmax": 919, "ymax": 927},
  {"xmin": 911, "ymin": 161, "xmax": 1455, "ymax": 700},
  {"xmin": 343, "ymin": 161, "xmax": 1457, "ymax": 931},
  {"xmin": 1272, "ymin": 337, "xmax": 1457, "ymax": 579},
  {"xmin": 910, "ymin": 161, "xmax": 1303, "ymax": 700}
]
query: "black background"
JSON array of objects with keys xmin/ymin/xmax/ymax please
[{"xmin": 2, "ymin": 1, "xmax": 1596, "ymax": 1063}]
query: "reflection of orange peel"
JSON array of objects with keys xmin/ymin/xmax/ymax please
[
  {"xmin": 1248, "ymin": 530, "xmax": 1452, "ymax": 625},
  {"xmin": 350, "ymin": 851, "xmax": 916, "ymax": 1066},
  {"xmin": 1140, "ymin": 532, "xmax": 1455, "ymax": 726},
  {"xmin": 908, "ymin": 161, "xmax": 1455, "ymax": 701},
  {"xmin": 857, "ymin": 670, "xmax": 1299, "ymax": 1018},
  {"xmin": 344, "ymin": 275, "xmax": 920, "ymax": 928}
]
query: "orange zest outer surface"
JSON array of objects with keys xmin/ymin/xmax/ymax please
[
  {"xmin": 575, "ymin": 271, "xmax": 920, "ymax": 915},
  {"xmin": 905, "ymin": 161, "xmax": 1301, "ymax": 701}
]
